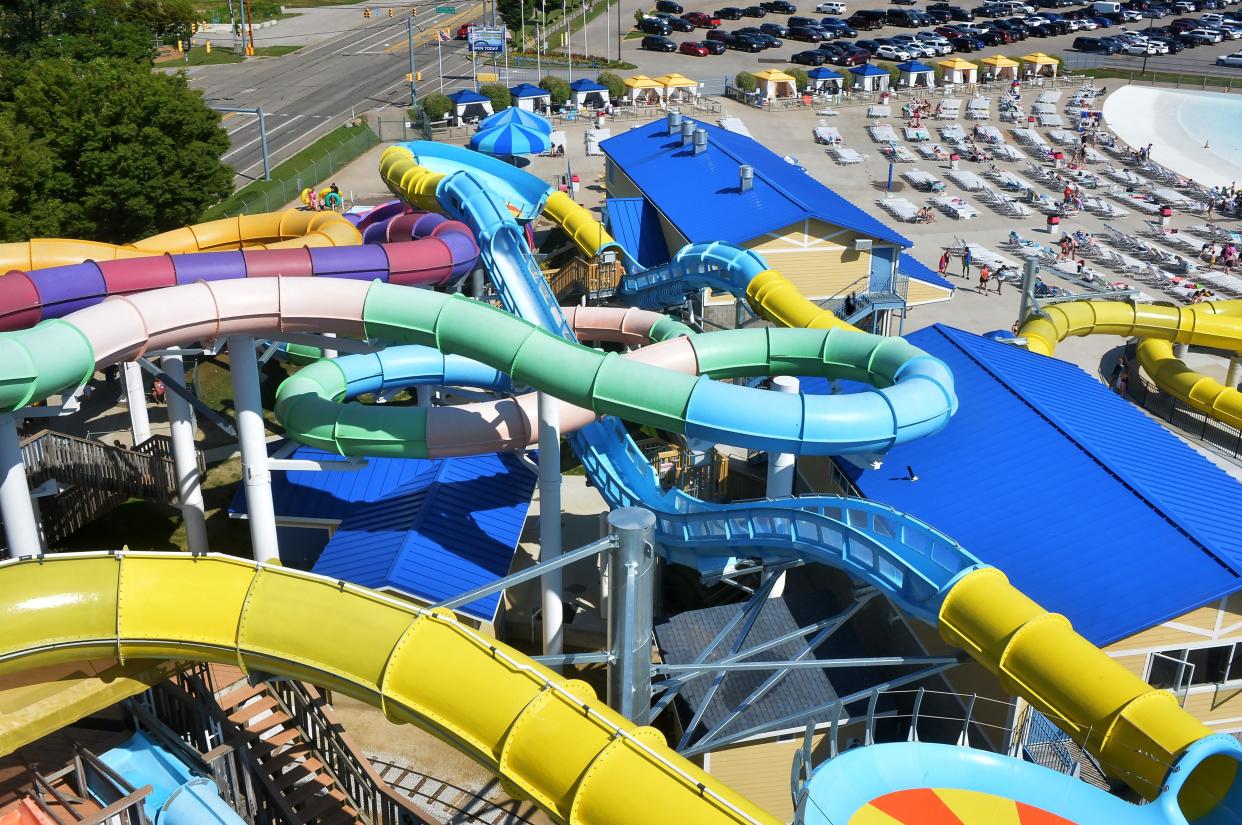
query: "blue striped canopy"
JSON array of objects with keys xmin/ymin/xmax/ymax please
[
  {"xmin": 469, "ymin": 122, "xmax": 552, "ymax": 156},
  {"xmin": 480, "ymin": 106, "xmax": 553, "ymax": 135}
]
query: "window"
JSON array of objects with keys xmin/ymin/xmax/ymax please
[{"xmin": 1147, "ymin": 644, "xmax": 1242, "ymax": 690}]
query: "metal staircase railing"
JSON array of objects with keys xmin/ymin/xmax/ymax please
[{"xmin": 23, "ymin": 745, "xmax": 153, "ymax": 825}]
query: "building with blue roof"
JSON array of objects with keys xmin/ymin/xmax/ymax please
[
  {"xmin": 230, "ymin": 446, "xmax": 536, "ymax": 624},
  {"xmin": 509, "ymin": 83, "xmax": 551, "ymax": 113},
  {"xmin": 446, "ymin": 89, "xmax": 493, "ymax": 125},
  {"xmin": 599, "ymin": 116, "xmax": 952, "ymax": 328},
  {"xmin": 799, "ymin": 325, "xmax": 1242, "ymax": 734},
  {"xmin": 570, "ymin": 78, "xmax": 610, "ymax": 109}
]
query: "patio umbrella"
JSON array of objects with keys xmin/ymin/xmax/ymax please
[
  {"xmin": 480, "ymin": 106, "xmax": 552, "ymax": 134},
  {"xmin": 469, "ymin": 122, "xmax": 552, "ymax": 157}
]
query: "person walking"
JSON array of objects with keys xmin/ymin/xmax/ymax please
[
  {"xmin": 961, "ymin": 246, "xmax": 972, "ymax": 279},
  {"xmin": 938, "ymin": 249, "xmax": 951, "ymax": 275},
  {"xmin": 978, "ymin": 264, "xmax": 991, "ymax": 293}
]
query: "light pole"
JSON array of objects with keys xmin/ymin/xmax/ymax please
[{"xmin": 408, "ymin": 15, "xmax": 418, "ymax": 106}]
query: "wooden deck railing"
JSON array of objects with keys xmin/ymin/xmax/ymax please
[{"xmin": 546, "ymin": 256, "xmax": 622, "ymax": 301}]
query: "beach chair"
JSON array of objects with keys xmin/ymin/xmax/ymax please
[
  {"xmin": 868, "ymin": 124, "xmax": 899, "ymax": 145},
  {"xmin": 867, "ymin": 105, "xmax": 892, "ymax": 118},
  {"xmin": 877, "ymin": 196, "xmax": 921, "ymax": 222},
  {"xmin": 966, "ymin": 98, "xmax": 991, "ymax": 120},
  {"xmin": 931, "ymin": 195, "xmax": 979, "ymax": 219},
  {"xmin": 946, "ymin": 170, "xmax": 986, "ymax": 192},
  {"xmin": 828, "ymin": 145, "xmax": 864, "ymax": 164},
  {"xmin": 903, "ymin": 127, "xmax": 931, "ymax": 142},
  {"xmin": 902, "ymin": 168, "xmax": 946, "ymax": 193}
]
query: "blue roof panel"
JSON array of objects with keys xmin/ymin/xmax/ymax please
[
  {"xmin": 600, "ymin": 118, "xmax": 910, "ymax": 248},
  {"xmin": 899, "ymin": 253, "xmax": 954, "ymax": 291},
  {"xmin": 571, "ymin": 78, "xmax": 608, "ymax": 91},
  {"xmin": 809, "ymin": 325, "xmax": 1242, "ymax": 646},
  {"xmin": 606, "ymin": 197, "xmax": 671, "ymax": 269}
]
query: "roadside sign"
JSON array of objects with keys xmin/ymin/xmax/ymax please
[
  {"xmin": 467, "ymin": 25, "xmax": 506, "ymax": 53},
  {"xmin": 435, "ymin": 6, "xmax": 455, "ymax": 12}
]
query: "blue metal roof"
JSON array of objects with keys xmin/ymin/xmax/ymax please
[
  {"xmin": 570, "ymin": 78, "xmax": 608, "ymax": 91},
  {"xmin": 896, "ymin": 60, "xmax": 934, "ymax": 73},
  {"xmin": 804, "ymin": 325, "xmax": 1242, "ymax": 646},
  {"xmin": 231, "ymin": 446, "xmax": 536, "ymax": 621},
  {"xmin": 600, "ymin": 118, "xmax": 910, "ymax": 248},
  {"xmin": 850, "ymin": 64, "xmax": 889, "ymax": 77},
  {"xmin": 448, "ymin": 90, "xmax": 488, "ymax": 103},
  {"xmin": 807, "ymin": 67, "xmax": 843, "ymax": 79},
  {"xmin": 510, "ymin": 83, "xmax": 550, "ymax": 98},
  {"xmin": 606, "ymin": 197, "xmax": 671, "ymax": 269},
  {"xmin": 899, "ymin": 253, "xmax": 954, "ymax": 291}
]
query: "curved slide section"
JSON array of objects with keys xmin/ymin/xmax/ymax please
[
  {"xmin": 0, "ymin": 552, "xmax": 779, "ymax": 825},
  {"xmin": 99, "ymin": 732, "xmax": 246, "ymax": 825},
  {"xmin": 1020, "ymin": 299, "xmax": 1242, "ymax": 430},
  {"xmin": 0, "ymin": 210, "xmax": 360, "ymax": 272}
]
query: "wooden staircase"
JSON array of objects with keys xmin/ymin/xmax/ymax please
[
  {"xmin": 545, "ymin": 256, "xmax": 622, "ymax": 302},
  {"xmin": 16, "ymin": 429, "xmax": 186, "ymax": 546},
  {"xmin": 21, "ymin": 745, "xmax": 151, "ymax": 825}
]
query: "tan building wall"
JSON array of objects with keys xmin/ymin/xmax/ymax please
[{"xmin": 905, "ymin": 278, "xmax": 954, "ymax": 307}]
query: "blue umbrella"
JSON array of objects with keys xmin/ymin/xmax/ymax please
[
  {"xmin": 480, "ymin": 106, "xmax": 552, "ymax": 135},
  {"xmin": 469, "ymin": 122, "xmax": 552, "ymax": 156}
]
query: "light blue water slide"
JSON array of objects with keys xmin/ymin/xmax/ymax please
[{"xmin": 96, "ymin": 732, "xmax": 245, "ymax": 825}]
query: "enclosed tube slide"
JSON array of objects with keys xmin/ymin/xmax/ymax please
[
  {"xmin": 98, "ymin": 732, "xmax": 246, "ymax": 825},
  {"xmin": 0, "ymin": 210, "xmax": 361, "ymax": 272},
  {"xmin": 1020, "ymin": 299, "xmax": 1242, "ymax": 430},
  {"xmin": 0, "ymin": 552, "xmax": 779, "ymax": 825}
]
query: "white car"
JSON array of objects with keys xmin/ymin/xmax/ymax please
[
  {"xmin": 1218, "ymin": 25, "xmax": 1242, "ymax": 37},
  {"xmin": 1118, "ymin": 8, "xmax": 1141, "ymax": 19},
  {"xmin": 1122, "ymin": 41, "xmax": 1158, "ymax": 53},
  {"xmin": 875, "ymin": 44, "xmax": 913, "ymax": 59},
  {"xmin": 1217, "ymin": 50, "xmax": 1242, "ymax": 65},
  {"xmin": 1189, "ymin": 26, "xmax": 1225, "ymax": 41},
  {"xmin": 1076, "ymin": 17, "xmax": 1099, "ymax": 28},
  {"xmin": 1202, "ymin": 11, "xmax": 1225, "ymax": 22},
  {"xmin": 816, "ymin": 1, "xmax": 847, "ymax": 11}
]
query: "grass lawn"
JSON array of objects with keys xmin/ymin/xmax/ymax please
[
  {"xmin": 203, "ymin": 122, "xmax": 379, "ymax": 219},
  {"xmin": 179, "ymin": 44, "xmax": 299, "ymax": 65}
]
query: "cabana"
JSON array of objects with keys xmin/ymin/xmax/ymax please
[
  {"xmin": 979, "ymin": 54, "xmax": 1020, "ymax": 82},
  {"xmin": 848, "ymin": 63, "xmax": 890, "ymax": 94},
  {"xmin": 446, "ymin": 89, "xmax": 493, "ymax": 125},
  {"xmin": 807, "ymin": 66, "xmax": 844, "ymax": 93},
  {"xmin": 624, "ymin": 74, "xmax": 664, "ymax": 105},
  {"xmin": 1021, "ymin": 52, "xmax": 1059, "ymax": 78},
  {"xmin": 896, "ymin": 60, "xmax": 935, "ymax": 89},
  {"xmin": 654, "ymin": 72, "xmax": 699, "ymax": 103},
  {"xmin": 509, "ymin": 83, "xmax": 552, "ymax": 113},
  {"xmin": 754, "ymin": 69, "xmax": 799, "ymax": 100},
  {"xmin": 570, "ymin": 78, "xmax": 610, "ymax": 109},
  {"xmin": 936, "ymin": 57, "xmax": 978, "ymax": 85}
]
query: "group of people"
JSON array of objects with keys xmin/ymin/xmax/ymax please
[
  {"xmin": 902, "ymin": 98, "xmax": 936, "ymax": 129},
  {"xmin": 1189, "ymin": 288, "xmax": 1219, "ymax": 304},
  {"xmin": 1205, "ymin": 183, "xmax": 1242, "ymax": 221},
  {"xmin": 915, "ymin": 205, "xmax": 936, "ymax": 223},
  {"xmin": 1200, "ymin": 241, "xmax": 1240, "ymax": 274},
  {"xmin": 305, "ymin": 182, "xmax": 343, "ymax": 212}
]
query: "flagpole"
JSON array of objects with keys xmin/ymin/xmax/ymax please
[{"xmin": 438, "ymin": 36, "xmax": 444, "ymax": 93}]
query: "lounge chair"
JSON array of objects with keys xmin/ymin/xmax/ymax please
[
  {"xmin": 828, "ymin": 144, "xmax": 864, "ymax": 164},
  {"xmin": 877, "ymin": 196, "xmax": 921, "ymax": 222},
  {"xmin": 931, "ymin": 195, "xmax": 979, "ymax": 219}
]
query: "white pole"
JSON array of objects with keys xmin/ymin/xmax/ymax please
[
  {"xmin": 766, "ymin": 376, "xmax": 799, "ymax": 499},
  {"xmin": 1228, "ymin": 355, "xmax": 1242, "ymax": 389},
  {"xmin": 321, "ymin": 332, "xmax": 338, "ymax": 360},
  {"xmin": 538, "ymin": 391, "xmax": 563, "ymax": 665},
  {"xmin": 605, "ymin": 0, "xmax": 609, "ymax": 62},
  {"xmin": 0, "ymin": 412, "xmax": 41, "ymax": 558},
  {"xmin": 228, "ymin": 336, "xmax": 279, "ymax": 564},
  {"xmin": 123, "ymin": 361, "xmax": 152, "ymax": 445},
  {"xmin": 161, "ymin": 349, "xmax": 208, "ymax": 553},
  {"xmin": 438, "ymin": 39, "xmax": 445, "ymax": 94},
  {"xmin": 581, "ymin": 0, "xmax": 588, "ymax": 65}
]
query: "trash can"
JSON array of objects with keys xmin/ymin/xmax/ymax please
[
  {"xmin": 949, "ymin": 153, "xmax": 960, "ymax": 170},
  {"xmin": 1160, "ymin": 205, "xmax": 1174, "ymax": 229},
  {"xmin": 1047, "ymin": 214, "xmax": 1061, "ymax": 232}
]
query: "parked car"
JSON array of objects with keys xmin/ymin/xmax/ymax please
[
  {"xmin": 637, "ymin": 17, "xmax": 672, "ymax": 33},
  {"xmin": 874, "ymin": 41, "xmax": 913, "ymax": 55},
  {"xmin": 787, "ymin": 23, "xmax": 825, "ymax": 36},
  {"xmin": 1150, "ymin": 32, "xmax": 1186, "ymax": 48},
  {"xmin": 761, "ymin": 20, "xmax": 792, "ymax": 33},
  {"xmin": 835, "ymin": 44, "xmax": 872, "ymax": 60},
  {"xmin": 820, "ymin": 17, "xmax": 859, "ymax": 33},
  {"xmin": 715, "ymin": 5, "xmax": 746, "ymax": 16},
  {"xmin": 930, "ymin": 2, "xmax": 978, "ymax": 17},
  {"xmin": 1121, "ymin": 38, "xmax": 1159, "ymax": 49},
  {"xmin": 706, "ymin": 28, "xmax": 737, "ymax": 42},
  {"xmin": 738, "ymin": 24, "xmax": 785, "ymax": 42},
  {"xmin": 1074, "ymin": 33, "xmax": 1119, "ymax": 47},
  {"xmin": 741, "ymin": 4, "xmax": 769, "ymax": 15},
  {"xmin": 731, "ymin": 30, "xmax": 770, "ymax": 46},
  {"xmin": 793, "ymin": 47, "xmax": 830, "ymax": 61},
  {"xmin": 855, "ymin": 37, "xmax": 884, "ymax": 50},
  {"xmin": 948, "ymin": 33, "xmax": 986, "ymax": 46},
  {"xmin": 846, "ymin": 9, "xmax": 889, "ymax": 26},
  {"xmin": 816, "ymin": 0, "xmax": 848, "ymax": 11},
  {"xmin": 762, "ymin": 0, "xmax": 798, "ymax": 10},
  {"xmin": 655, "ymin": 0, "xmax": 684, "ymax": 12},
  {"xmin": 683, "ymin": 10, "xmax": 723, "ymax": 25},
  {"xmin": 887, "ymin": 7, "xmax": 923, "ymax": 23},
  {"xmin": 677, "ymin": 40, "xmax": 708, "ymax": 54},
  {"xmin": 701, "ymin": 37, "xmax": 728, "ymax": 51},
  {"xmin": 1187, "ymin": 25, "xmax": 1224, "ymax": 38},
  {"xmin": 1217, "ymin": 49, "xmax": 1242, "ymax": 63},
  {"xmin": 641, "ymin": 34, "xmax": 677, "ymax": 49},
  {"xmin": 655, "ymin": 12, "xmax": 696, "ymax": 30}
]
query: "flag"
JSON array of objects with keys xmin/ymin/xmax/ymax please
[{"xmin": 437, "ymin": 28, "xmax": 450, "ymax": 41}]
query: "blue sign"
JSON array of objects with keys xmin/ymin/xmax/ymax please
[{"xmin": 467, "ymin": 25, "xmax": 506, "ymax": 53}]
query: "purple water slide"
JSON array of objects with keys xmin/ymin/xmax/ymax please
[{"xmin": 0, "ymin": 223, "xmax": 480, "ymax": 332}]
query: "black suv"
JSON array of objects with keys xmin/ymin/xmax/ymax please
[
  {"xmin": 760, "ymin": 0, "xmax": 797, "ymax": 11},
  {"xmin": 637, "ymin": 17, "xmax": 672, "ymax": 33},
  {"xmin": 929, "ymin": 3, "xmax": 976, "ymax": 18},
  {"xmin": 728, "ymin": 30, "xmax": 766, "ymax": 47},
  {"xmin": 847, "ymin": 9, "xmax": 888, "ymax": 27},
  {"xmin": 655, "ymin": 0, "xmax": 684, "ymax": 12},
  {"xmin": 716, "ymin": 5, "xmax": 745, "ymax": 16},
  {"xmin": 655, "ymin": 12, "xmax": 696, "ymax": 30},
  {"xmin": 641, "ymin": 34, "xmax": 677, "ymax": 49}
]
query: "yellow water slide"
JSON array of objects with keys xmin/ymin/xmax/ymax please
[
  {"xmin": 0, "ymin": 210, "xmax": 360, "ymax": 272},
  {"xmin": 0, "ymin": 552, "xmax": 779, "ymax": 825},
  {"xmin": 1021, "ymin": 299, "xmax": 1242, "ymax": 430}
]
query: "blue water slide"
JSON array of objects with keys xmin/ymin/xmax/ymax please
[
  {"xmin": 96, "ymin": 733, "xmax": 245, "ymax": 825},
  {"xmin": 333, "ymin": 346, "xmax": 513, "ymax": 397},
  {"xmin": 615, "ymin": 241, "xmax": 769, "ymax": 309},
  {"xmin": 401, "ymin": 142, "xmax": 551, "ymax": 222}
]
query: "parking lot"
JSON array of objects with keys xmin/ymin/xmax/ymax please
[{"xmin": 597, "ymin": 0, "xmax": 1242, "ymax": 86}]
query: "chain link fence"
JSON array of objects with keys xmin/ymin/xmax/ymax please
[{"xmin": 209, "ymin": 125, "xmax": 381, "ymax": 218}]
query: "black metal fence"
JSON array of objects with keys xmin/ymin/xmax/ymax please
[{"xmin": 1128, "ymin": 373, "xmax": 1242, "ymax": 459}]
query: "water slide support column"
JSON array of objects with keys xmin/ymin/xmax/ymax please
[
  {"xmin": 0, "ymin": 412, "xmax": 41, "ymax": 558},
  {"xmin": 766, "ymin": 377, "xmax": 799, "ymax": 499},
  {"xmin": 123, "ymin": 361, "xmax": 152, "ymax": 445},
  {"xmin": 539, "ymin": 392, "xmax": 563, "ymax": 666},
  {"xmin": 607, "ymin": 507, "xmax": 656, "ymax": 724},
  {"xmin": 1174, "ymin": 343, "xmax": 1188, "ymax": 358},
  {"xmin": 160, "ymin": 349, "xmax": 208, "ymax": 554},
  {"xmin": 228, "ymin": 336, "xmax": 279, "ymax": 565},
  {"xmin": 1228, "ymin": 355, "xmax": 1242, "ymax": 389}
]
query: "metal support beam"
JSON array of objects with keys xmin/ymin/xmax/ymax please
[
  {"xmin": 533, "ymin": 651, "xmax": 614, "ymax": 667},
  {"xmin": 229, "ymin": 336, "xmax": 279, "ymax": 564},
  {"xmin": 135, "ymin": 358, "xmax": 236, "ymax": 438},
  {"xmin": 538, "ymin": 391, "xmax": 563, "ymax": 666},
  {"xmin": 161, "ymin": 349, "xmax": 208, "ymax": 553},
  {"xmin": 269, "ymin": 332, "xmax": 381, "ymax": 356},
  {"xmin": 123, "ymin": 361, "xmax": 152, "ymax": 445},
  {"xmin": 0, "ymin": 412, "xmax": 41, "ymax": 559},
  {"xmin": 606, "ymin": 508, "xmax": 656, "ymax": 724},
  {"xmin": 435, "ymin": 536, "xmax": 616, "ymax": 611},
  {"xmin": 655, "ymin": 656, "xmax": 959, "ymax": 674}
]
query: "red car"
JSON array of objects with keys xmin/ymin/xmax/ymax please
[
  {"xmin": 679, "ymin": 40, "xmax": 711, "ymax": 54},
  {"xmin": 683, "ymin": 11, "xmax": 722, "ymax": 26},
  {"xmin": 455, "ymin": 23, "xmax": 472, "ymax": 39}
]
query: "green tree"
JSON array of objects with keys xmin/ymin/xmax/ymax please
[
  {"xmin": 596, "ymin": 71, "xmax": 624, "ymax": 99},
  {"xmin": 479, "ymin": 82, "xmax": 512, "ymax": 113},
  {"xmin": 420, "ymin": 92, "xmax": 453, "ymax": 121},
  {"xmin": 734, "ymin": 71, "xmax": 756, "ymax": 92},
  {"xmin": 539, "ymin": 74, "xmax": 571, "ymax": 105},
  {"xmin": 0, "ymin": 58, "xmax": 231, "ymax": 243},
  {"xmin": 784, "ymin": 67, "xmax": 809, "ymax": 91}
]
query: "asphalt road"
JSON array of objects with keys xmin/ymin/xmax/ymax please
[{"xmin": 187, "ymin": 5, "xmax": 485, "ymax": 185}]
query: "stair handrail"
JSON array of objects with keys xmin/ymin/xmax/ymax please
[
  {"xmin": 19, "ymin": 429, "xmax": 180, "ymax": 502},
  {"xmin": 269, "ymin": 680, "xmax": 435, "ymax": 825},
  {"xmin": 368, "ymin": 757, "xmax": 543, "ymax": 825}
]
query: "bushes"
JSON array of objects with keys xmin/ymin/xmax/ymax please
[
  {"xmin": 479, "ymin": 83, "xmax": 512, "ymax": 112},
  {"xmin": 784, "ymin": 67, "xmax": 810, "ymax": 91},
  {"xmin": 596, "ymin": 71, "xmax": 625, "ymax": 99},
  {"xmin": 540, "ymin": 75, "xmax": 572, "ymax": 105},
  {"xmin": 734, "ymin": 71, "xmax": 757, "ymax": 92},
  {"xmin": 420, "ymin": 92, "xmax": 452, "ymax": 121}
]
